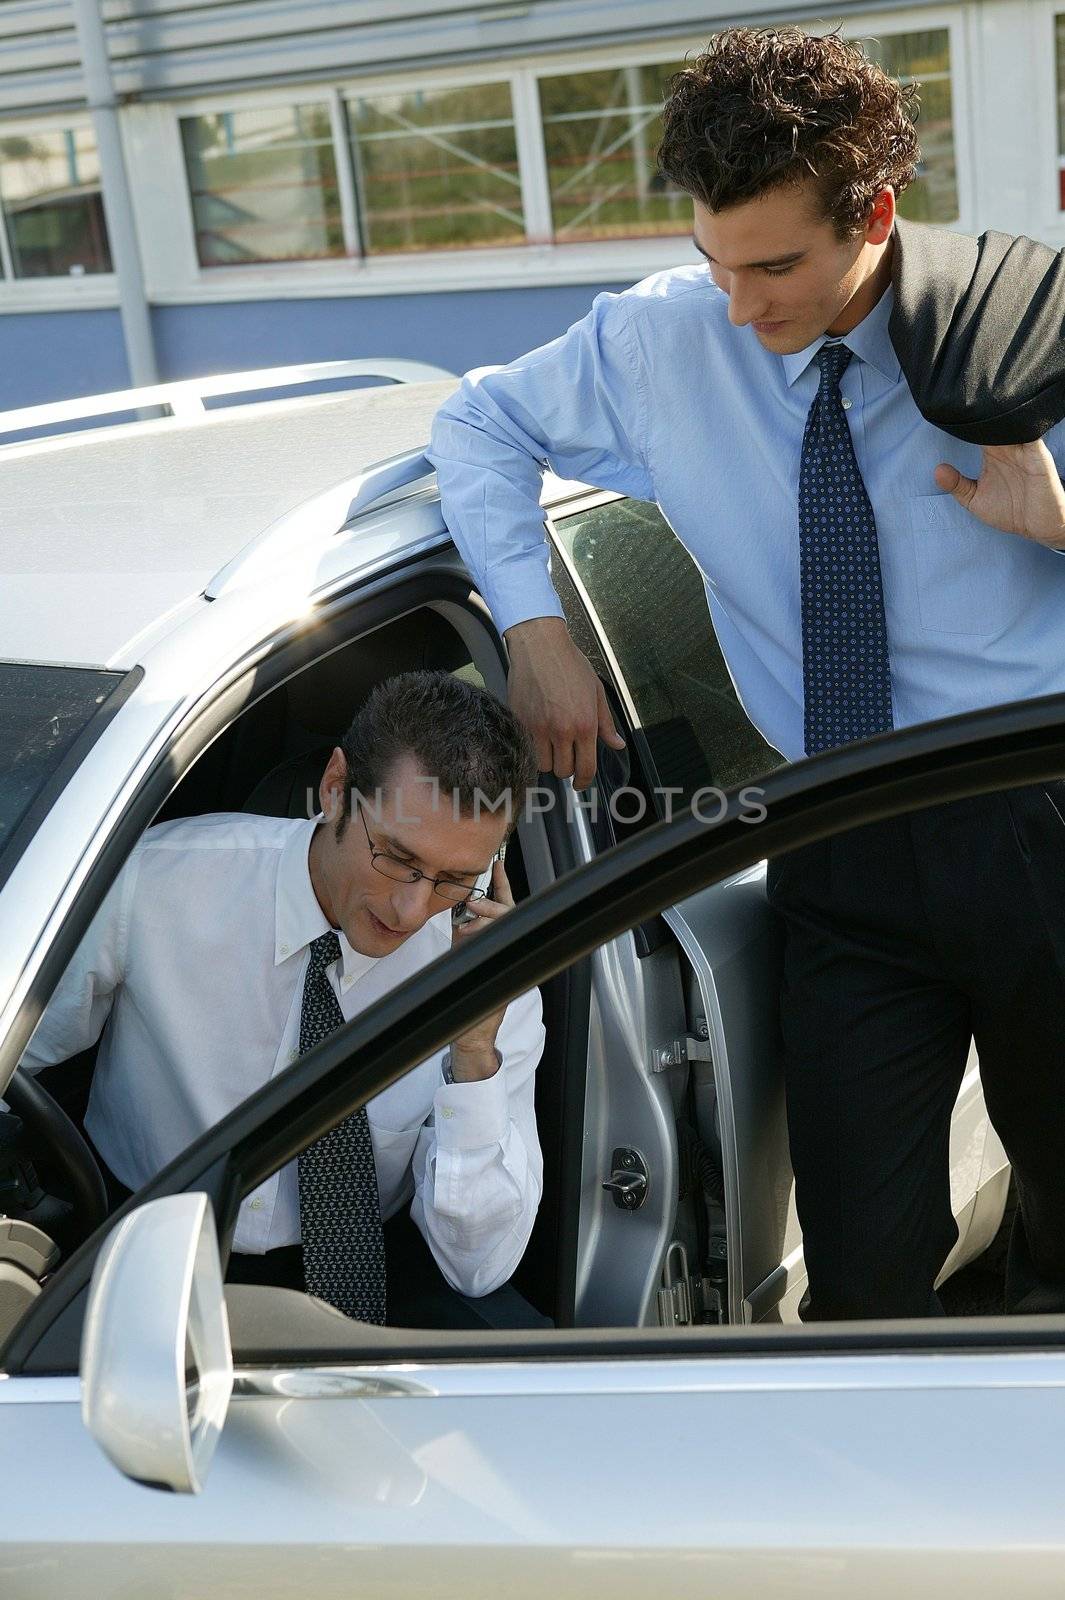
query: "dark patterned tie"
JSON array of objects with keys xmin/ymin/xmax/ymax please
[
  {"xmin": 799, "ymin": 342, "xmax": 894, "ymax": 756},
  {"xmin": 297, "ymin": 931, "xmax": 387, "ymax": 1323}
]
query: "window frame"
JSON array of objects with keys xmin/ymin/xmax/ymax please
[
  {"xmin": 1043, "ymin": 3, "xmax": 1065, "ymax": 229},
  {"xmin": 178, "ymin": 96, "xmax": 353, "ymax": 272},
  {"xmin": 130, "ymin": 7, "xmax": 972, "ymax": 308},
  {"xmin": 0, "ymin": 109, "xmax": 117, "ymax": 311},
  {"xmin": 152, "ymin": 65, "xmax": 545, "ymax": 295},
  {"xmin": 843, "ymin": 10, "xmax": 969, "ymax": 230}
]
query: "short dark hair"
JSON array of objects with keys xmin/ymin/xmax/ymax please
[
  {"xmin": 657, "ymin": 27, "xmax": 921, "ymax": 238},
  {"xmin": 337, "ymin": 670, "xmax": 537, "ymax": 837}
]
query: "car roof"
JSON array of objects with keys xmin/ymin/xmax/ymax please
[{"xmin": 2, "ymin": 375, "xmax": 578, "ymax": 670}]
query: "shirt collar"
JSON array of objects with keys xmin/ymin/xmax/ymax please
[
  {"xmin": 274, "ymin": 816, "xmax": 381, "ymax": 988},
  {"xmin": 781, "ymin": 280, "xmax": 900, "ymax": 389}
]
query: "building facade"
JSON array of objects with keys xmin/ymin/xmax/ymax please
[{"xmin": 0, "ymin": 0, "xmax": 1061, "ymax": 409}]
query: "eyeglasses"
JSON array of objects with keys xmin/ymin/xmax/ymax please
[{"xmin": 357, "ymin": 805, "xmax": 488, "ymax": 904}]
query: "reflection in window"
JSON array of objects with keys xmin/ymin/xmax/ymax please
[
  {"xmin": 552, "ymin": 499, "xmax": 780, "ymax": 799},
  {"xmin": 181, "ymin": 105, "xmax": 344, "ymax": 267},
  {"xmin": 1057, "ymin": 16, "xmax": 1065, "ymax": 209},
  {"xmin": 865, "ymin": 29, "xmax": 958, "ymax": 224},
  {"xmin": 347, "ymin": 83, "xmax": 523, "ymax": 254},
  {"xmin": 0, "ymin": 127, "xmax": 112, "ymax": 278},
  {"xmin": 539, "ymin": 62, "xmax": 690, "ymax": 243}
]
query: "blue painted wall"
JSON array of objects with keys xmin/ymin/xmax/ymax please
[
  {"xmin": 151, "ymin": 282, "xmax": 623, "ymax": 378},
  {"xmin": 0, "ymin": 281, "xmax": 632, "ymax": 411},
  {"xmin": 1, "ymin": 307, "xmax": 129, "ymax": 409}
]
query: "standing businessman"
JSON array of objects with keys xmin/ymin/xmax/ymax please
[{"xmin": 429, "ymin": 27, "xmax": 1065, "ymax": 1320}]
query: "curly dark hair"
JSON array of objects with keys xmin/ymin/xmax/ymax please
[
  {"xmin": 657, "ymin": 27, "xmax": 921, "ymax": 238},
  {"xmin": 337, "ymin": 670, "xmax": 537, "ymax": 837}
]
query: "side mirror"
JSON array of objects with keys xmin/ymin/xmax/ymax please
[{"xmin": 81, "ymin": 1193, "xmax": 233, "ymax": 1494}]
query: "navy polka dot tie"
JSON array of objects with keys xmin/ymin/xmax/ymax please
[
  {"xmin": 297, "ymin": 931, "xmax": 387, "ymax": 1324},
  {"xmin": 799, "ymin": 342, "xmax": 894, "ymax": 756}
]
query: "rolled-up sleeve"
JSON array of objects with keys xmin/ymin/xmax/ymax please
[
  {"xmin": 410, "ymin": 984, "xmax": 546, "ymax": 1297},
  {"xmin": 428, "ymin": 290, "xmax": 653, "ymax": 635}
]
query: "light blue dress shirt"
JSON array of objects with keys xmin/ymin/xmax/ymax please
[{"xmin": 429, "ymin": 263, "xmax": 1065, "ymax": 762}]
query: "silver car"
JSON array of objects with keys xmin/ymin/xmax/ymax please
[{"xmin": 1, "ymin": 366, "xmax": 1059, "ymax": 1598}]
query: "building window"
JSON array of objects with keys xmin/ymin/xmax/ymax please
[
  {"xmin": 865, "ymin": 29, "xmax": 958, "ymax": 223},
  {"xmin": 181, "ymin": 104, "xmax": 344, "ymax": 267},
  {"xmin": 1057, "ymin": 15, "xmax": 1065, "ymax": 208},
  {"xmin": 538, "ymin": 61, "xmax": 690, "ymax": 243},
  {"xmin": 175, "ymin": 29, "xmax": 960, "ymax": 273},
  {"xmin": 538, "ymin": 31, "xmax": 957, "ymax": 244},
  {"xmin": 346, "ymin": 82, "xmax": 523, "ymax": 254},
  {"xmin": 0, "ymin": 127, "xmax": 111, "ymax": 277}
]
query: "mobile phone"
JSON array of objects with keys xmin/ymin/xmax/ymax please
[{"xmin": 451, "ymin": 846, "xmax": 504, "ymax": 927}]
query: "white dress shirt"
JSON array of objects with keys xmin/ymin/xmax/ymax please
[{"xmin": 22, "ymin": 812, "xmax": 545, "ymax": 1297}]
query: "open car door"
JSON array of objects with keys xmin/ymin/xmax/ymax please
[{"xmin": 5, "ymin": 696, "xmax": 1065, "ymax": 1597}]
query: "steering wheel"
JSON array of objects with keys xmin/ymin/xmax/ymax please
[{"xmin": 4, "ymin": 1068, "xmax": 110, "ymax": 1245}]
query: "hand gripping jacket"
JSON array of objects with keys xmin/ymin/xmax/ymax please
[{"xmin": 889, "ymin": 216, "xmax": 1065, "ymax": 446}]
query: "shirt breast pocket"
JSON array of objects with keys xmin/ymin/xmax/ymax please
[{"xmin": 908, "ymin": 493, "xmax": 1028, "ymax": 636}]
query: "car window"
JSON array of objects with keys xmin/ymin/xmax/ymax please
[
  {"xmin": 550, "ymin": 499, "xmax": 781, "ymax": 800},
  {"xmin": 0, "ymin": 661, "xmax": 132, "ymax": 871}
]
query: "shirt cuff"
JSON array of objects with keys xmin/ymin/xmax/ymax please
[
  {"xmin": 482, "ymin": 569, "xmax": 566, "ymax": 638},
  {"xmin": 434, "ymin": 1059, "xmax": 510, "ymax": 1152}
]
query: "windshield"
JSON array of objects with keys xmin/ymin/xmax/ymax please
[{"xmin": 0, "ymin": 662, "xmax": 132, "ymax": 875}]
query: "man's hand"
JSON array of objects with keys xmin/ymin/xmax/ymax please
[
  {"xmin": 449, "ymin": 858, "xmax": 514, "ymax": 1082},
  {"xmin": 504, "ymin": 616, "xmax": 625, "ymax": 789},
  {"xmin": 934, "ymin": 441, "xmax": 1065, "ymax": 549}
]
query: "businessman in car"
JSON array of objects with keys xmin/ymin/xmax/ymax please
[
  {"xmin": 22, "ymin": 671, "xmax": 547, "ymax": 1330},
  {"xmin": 429, "ymin": 28, "xmax": 1065, "ymax": 1320}
]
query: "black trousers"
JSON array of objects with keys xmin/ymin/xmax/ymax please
[
  {"xmin": 92, "ymin": 1144, "xmax": 549, "ymax": 1330},
  {"xmin": 225, "ymin": 1211, "xmax": 552, "ymax": 1330},
  {"xmin": 768, "ymin": 781, "xmax": 1065, "ymax": 1320}
]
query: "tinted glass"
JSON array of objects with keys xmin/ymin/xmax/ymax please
[
  {"xmin": 0, "ymin": 127, "xmax": 112, "ymax": 278},
  {"xmin": 181, "ymin": 104, "xmax": 344, "ymax": 267},
  {"xmin": 551, "ymin": 499, "xmax": 781, "ymax": 800},
  {"xmin": 0, "ymin": 663, "xmax": 129, "ymax": 863},
  {"xmin": 348, "ymin": 82, "xmax": 523, "ymax": 254}
]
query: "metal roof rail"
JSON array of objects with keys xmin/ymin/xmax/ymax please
[
  {"xmin": 205, "ymin": 448, "xmax": 438, "ymax": 600},
  {"xmin": 0, "ymin": 359, "xmax": 457, "ymax": 445},
  {"xmin": 342, "ymin": 448, "xmax": 435, "ymax": 524}
]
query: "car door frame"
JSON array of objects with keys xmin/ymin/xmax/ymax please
[
  {"xmin": 0, "ymin": 543, "xmax": 618, "ymax": 1334},
  {"xmin": 544, "ymin": 486, "xmax": 799, "ymax": 1325},
  {"xmin": 538, "ymin": 482, "xmax": 732, "ymax": 1327},
  {"xmin": 10, "ymin": 687, "xmax": 1065, "ymax": 1378}
]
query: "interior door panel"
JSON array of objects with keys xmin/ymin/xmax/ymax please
[
  {"xmin": 573, "ymin": 932, "xmax": 689, "ymax": 1327},
  {"xmin": 665, "ymin": 864, "xmax": 797, "ymax": 1323}
]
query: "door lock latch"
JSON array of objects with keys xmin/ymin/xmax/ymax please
[{"xmin": 603, "ymin": 1147, "xmax": 649, "ymax": 1210}]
